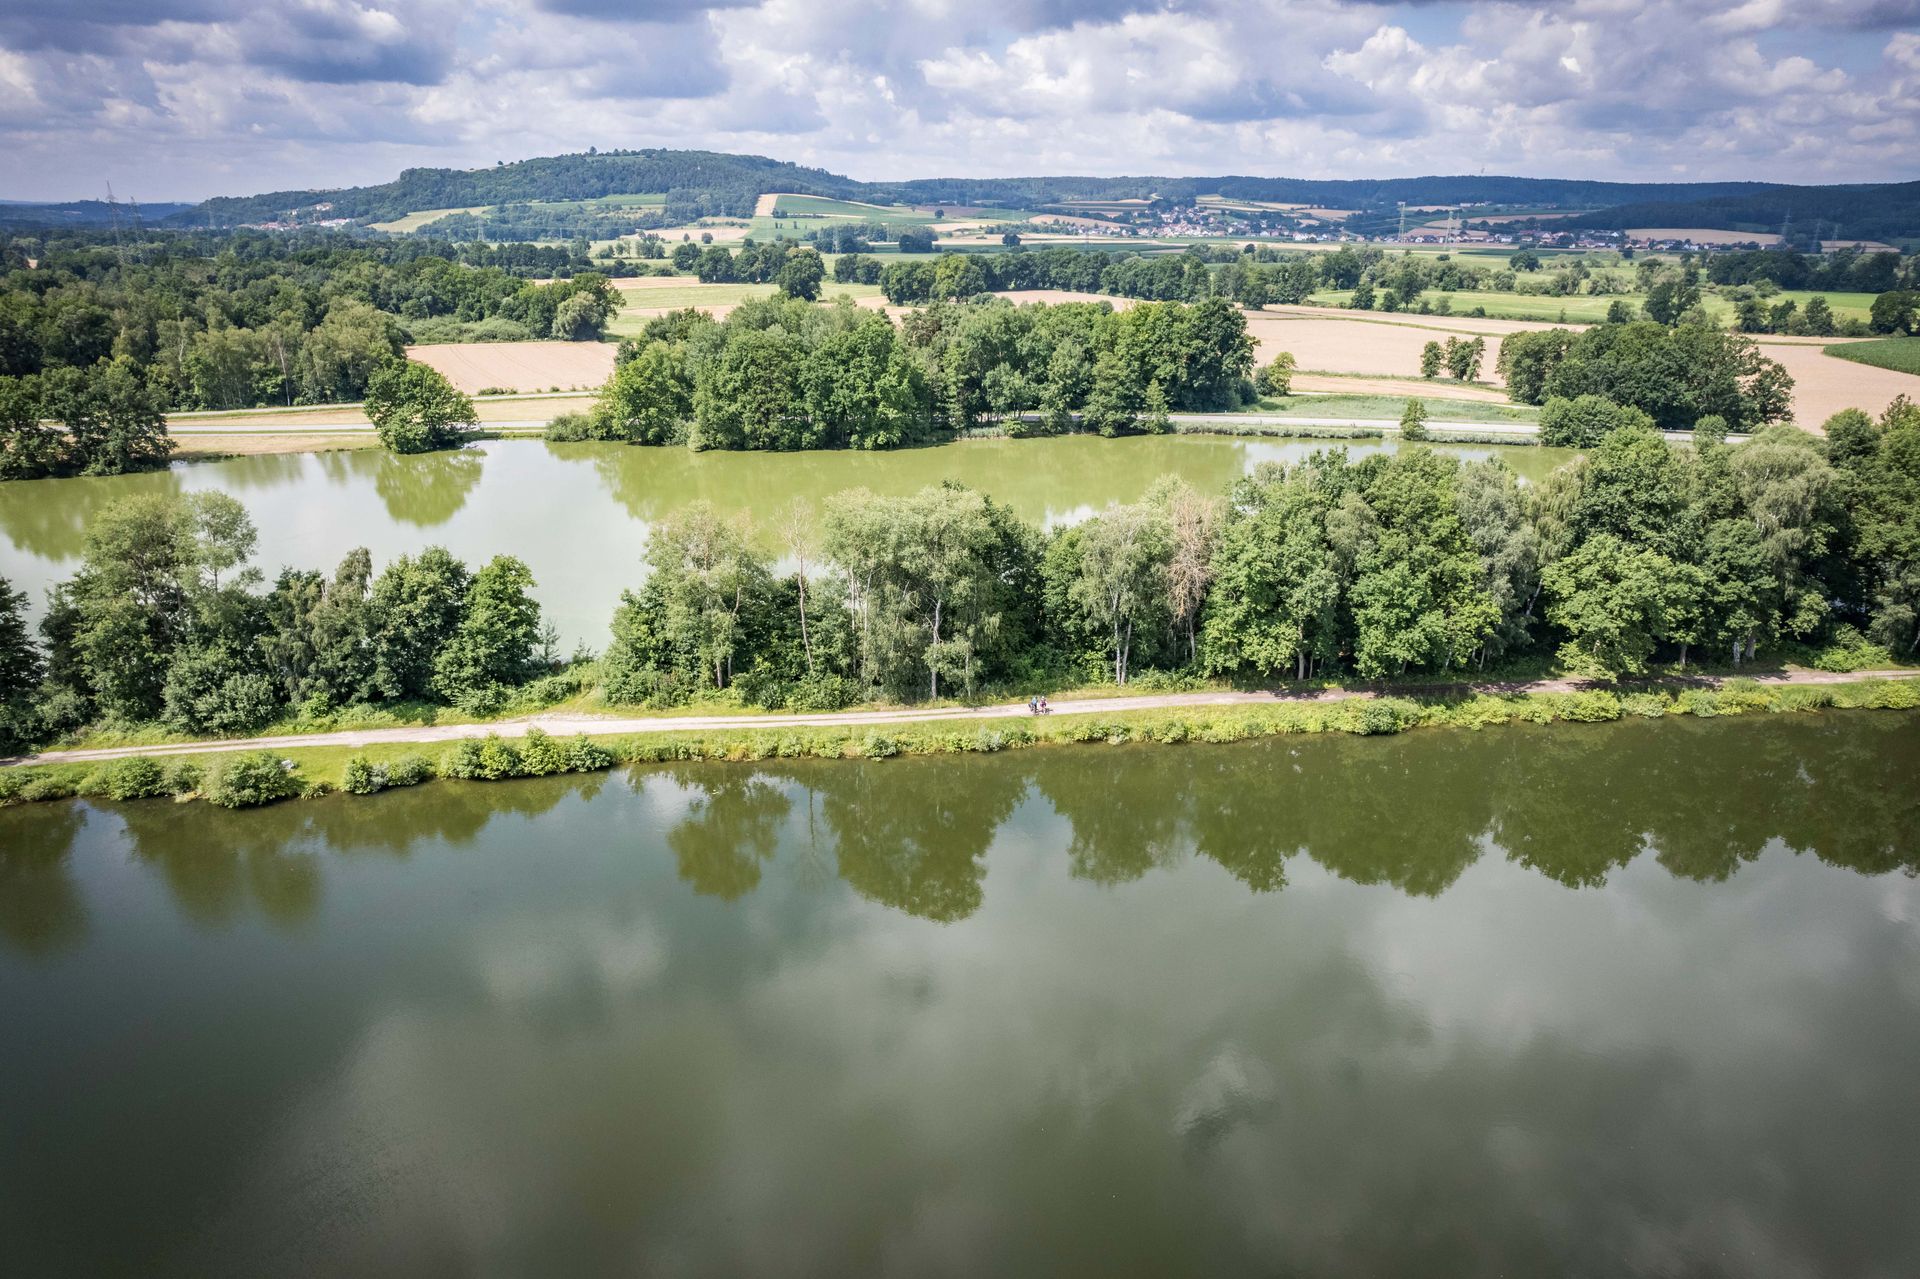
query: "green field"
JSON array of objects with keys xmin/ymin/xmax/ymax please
[
  {"xmin": 1824, "ymin": 337, "xmax": 1920, "ymax": 376},
  {"xmin": 769, "ymin": 194, "xmax": 937, "ymax": 226},
  {"xmin": 608, "ymin": 281, "xmax": 886, "ymax": 335},
  {"xmin": 1239, "ymin": 393, "xmax": 1542, "ymax": 423},
  {"xmin": 1309, "ymin": 288, "xmax": 1625, "ymax": 323},
  {"xmin": 369, "ymin": 205, "xmax": 489, "ymax": 233},
  {"xmin": 375, "ymin": 192, "xmax": 667, "ymax": 235}
]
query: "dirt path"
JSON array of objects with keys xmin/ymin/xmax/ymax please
[{"xmin": 11, "ymin": 669, "xmax": 1906, "ymax": 768}]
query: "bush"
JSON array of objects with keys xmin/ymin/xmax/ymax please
[
  {"xmin": 858, "ymin": 733, "xmax": 899, "ymax": 759},
  {"xmin": 96, "ymin": 755, "xmax": 169, "ymax": 801},
  {"xmin": 1539, "ymin": 394, "xmax": 1656, "ymax": 447},
  {"xmin": 441, "ymin": 737, "xmax": 485, "ymax": 779},
  {"xmin": 204, "ymin": 751, "xmax": 299, "ymax": 809},
  {"xmin": 783, "ymin": 673, "xmax": 861, "ymax": 712},
  {"xmin": 519, "ymin": 728, "xmax": 566, "ymax": 776},
  {"xmin": 1619, "ymin": 692, "xmax": 1670, "ymax": 718},
  {"xmin": 342, "ymin": 755, "xmax": 385, "ymax": 795},
  {"xmin": 1558, "ymin": 690, "xmax": 1623, "ymax": 723},
  {"xmin": 566, "ymin": 735, "xmax": 614, "ymax": 771},
  {"xmin": 1812, "ymin": 627, "xmax": 1894, "ymax": 673},
  {"xmin": 385, "ymin": 754, "xmax": 435, "ymax": 787},
  {"xmin": 164, "ymin": 760, "xmax": 204, "ymax": 795}
]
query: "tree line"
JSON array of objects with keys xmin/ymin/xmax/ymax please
[
  {"xmin": 12, "ymin": 400, "xmax": 1913, "ymax": 755},
  {"xmin": 0, "ymin": 492, "xmax": 557, "ymax": 753},
  {"xmin": 0, "ymin": 228, "xmax": 619, "ymax": 416},
  {"xmin": 551, "ymin": 295, "xmax": 1256, "ymax": 449},
  {"xmin": 574, "ymin": 402, "xmax": 1920, "ymax": 713}
]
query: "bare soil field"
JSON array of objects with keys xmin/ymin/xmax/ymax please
[
  {"xmin": 1760, "ymin": 342, "xmax": 1919, "ymax": 424},
  {"xmin": 1242, "ymin": 312, "xmax": 1520, "ymax": 381},
  {"xmin": 1628, "ymin": 227, "xmax": 1784, "ymax": 246},
  {"xmin": 408, "ymin": 342, "xmax": 615, "ymax": 394},
  {"xmin": 753, "ymin": 193, "xmax": 780, "ymax": 217}
]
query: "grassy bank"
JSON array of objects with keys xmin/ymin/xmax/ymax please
[{"xmin": 6, "ymin": 677, "xmax": 1917, "ymax": 812}]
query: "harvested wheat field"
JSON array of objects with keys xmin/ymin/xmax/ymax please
[
  {"xmin": 407, "ymin": 342, "xmax": 615, "ymax": 394},
  {"xmin": 1628, "ymin": 228, "xmax": 1783, "ymax": 246},
  {"xmin": 1758, "ymin": 342, "xmax": 1920, "ymax": 424}
]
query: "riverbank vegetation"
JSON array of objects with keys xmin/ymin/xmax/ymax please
[
  {"xmin": 4, "ymin": 674, "xmax": 1918, "ymax": 811},
  {"xmin": 5, "ymin": 396, "xmax": 1917, "ymax": 761}
]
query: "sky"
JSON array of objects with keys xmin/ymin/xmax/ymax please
[{"xmin": 2, "ymin": 0, "xmax": 1917, "ymax": 202}]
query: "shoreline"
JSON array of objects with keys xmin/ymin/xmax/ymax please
[{"xmin": 5, "ymin": 672, "xmax": 1915, "ymax": 811}]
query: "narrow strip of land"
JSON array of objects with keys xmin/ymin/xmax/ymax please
[{"xmin": 9, "ymin": 668, "xmax": 1905, "ymax": 768}]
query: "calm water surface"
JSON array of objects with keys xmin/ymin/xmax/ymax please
[
  {"xmin": 0, "ymin": 436, "xmax": 1575, "ymax": 645},
  {"xmin": 3, "ymin": 713, "xmax": 1918, "ymax": 1276}
]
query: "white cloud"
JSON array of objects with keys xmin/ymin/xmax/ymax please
[{"xmin": 0, "ymin": 0, "xmax": 1913, "ymax": 199}]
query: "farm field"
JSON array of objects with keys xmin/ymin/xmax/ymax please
[
  {"xmin": 1307, "ymin": 286, "xmax": 1877, "ymax": 327},
  {"xmin": 1824, "ymin": 337, "xmax": 1920, "ymax": 375},
  {"xmin": 1629, "ymin": 227, "xmax": 1784, "ymax": 246},
  {"xmin": 1310, "ymin": 288, "xmax": 1623, "ymax": 324},
  {"xmin": 369, "ymin": 205, "xmax": 489, "ymax": 233},
  {"xmin": 407, "ymin": 342, "xmax": 615, "ymax": 394},
  {"xmin": 606, "ymin": 278, "xmax": 887, "ymax": 335},
  {"xmin": 1760, "ymin": 341, "xmax": 1920, "ymax": 422}
]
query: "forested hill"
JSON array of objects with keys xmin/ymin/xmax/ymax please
[
  {"xmin": 152, "ymin": 147, "xmax": 1920, "ymax": 238},
  {"xmin": 170, "ymin": 150, "xmax": 865, "ymax": 227},
  {"xmin": 1557, "ymin": 180, "xmax": 1920, "ymax": 243},
  {"xmin": 0, "ymin": 199, "xmax": 197, "ymax": 229}
]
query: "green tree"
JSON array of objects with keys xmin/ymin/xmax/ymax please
[
  {"xmin": 596, "ymin": 343, "xmax": 691, "ymax": 444},
  {"xmin": 1064, "ymin": 502, "xmax": 1173, "ymax": 685},
  {"xmin": 1538, "ymin": 394, "xmax": 1655, "ymax": 447},
  {"xmin": 1253, "ymin": 350, "xmax": 1296, "ymax": 397},
  {"xmin": 1399, "ymin": 398, "xmax": 1430, "ymax": 441},
  {"xmin": 433, "ymin": 556, "xmax": 544, "ymax": 708},
  {"xmin": 606, "ymin": 503, "xmax": 771, "ymax": 695},
  {"xmin": 774, "ymin": 249, "xmax": 825, "ymax": 301},
  {"xmin": 367, "ymin": 547, "xmax": 471, "ymax": 700},
  {"xmin": 1420, "ymin": 341, "xmax": 1443, "ymax": 379},
  {"xmin": 364, "ymin": 360, "xmax": 477, "ymax": 453},
  {"xmin": 1542, "ymin": 533, "xmax": 1688, "ymax": 678},
  {"xmin": 0, "ymin": 575, "xmax": 42, "ymax": 753}
]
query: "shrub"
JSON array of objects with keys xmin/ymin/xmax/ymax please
[
  {"xmin": 97, "ymin": 755, "xmax": 169, "ymax": 801},
  {"xmin": 204, "ymin": 751, "xmax": 299, "ymax": 809},
  {"xmin": 1672, "ymin": 689, "xmax": 1724, "ymax": 718},
  {"xmin": 1539, "ymin": 394, "xmax": 1656, "ymax": 447},
  {"xmin": 1558, "ymin": 691, "xmax": 1623, "ymax": 723},
  {"xmin": 1619, "ymin": 692, "xmax": 1670, "ymax": 718},
  {"xmin": 385, "ymin": 754, "xmax": 435, "ymax": 787},
  {"xmin": 441, "ymin": 737, "xmax": 486, "ymax": 779},
  {"xmin": 342, "ymin": 755, "xmax": 384, "ymax": 795},
  {"xmin": 858, "ymin": 733, "xmax": 899, "ymax": 759},
  {"xmin": 164, "ymin": 760, "xmax": 204, "ymax": 795},
  {"xmin": 20, "ymin": 773, "xmax": 76, "ymax": 803},
  {"xmin": 1812, "ymin": 627, "xmax": 1894, "ymax": 673},
  {"xmin": 519, "ymin": 728, "xmax": 566, "ymax": 776},
  {"xmin": 565, "ymin": 736, "xmax": 614, "ymax": 771},
  {"xmin": 475, "ymin": 734, "xmax": 523, "ymax": 779}
]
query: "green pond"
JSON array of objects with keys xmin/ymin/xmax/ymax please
[
  {"xmin": 2, "ymin": 713, "xmax": 1918, "ymax": 1275},
  {"xmin": 0, "ymin": 436, "xmax": 1575, "ymax": 645}
]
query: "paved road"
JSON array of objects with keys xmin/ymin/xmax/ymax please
[{"xmin": 10, "ymin": 669, "xmax": 1904, "ymax": 768}]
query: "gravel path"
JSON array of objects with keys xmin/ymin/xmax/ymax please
[{"xmin": 10, "ymin": 669, "xmax": 1906, "ymax": 768}]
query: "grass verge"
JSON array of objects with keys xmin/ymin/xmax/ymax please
[{"xmin": 6, "ymin": 678, "xmax": 1916, "ymax": 811}]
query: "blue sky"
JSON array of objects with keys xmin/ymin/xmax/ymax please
[{"xmin": 2, "ymin": 0, "xmax": 1916, "ymax": 201}]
